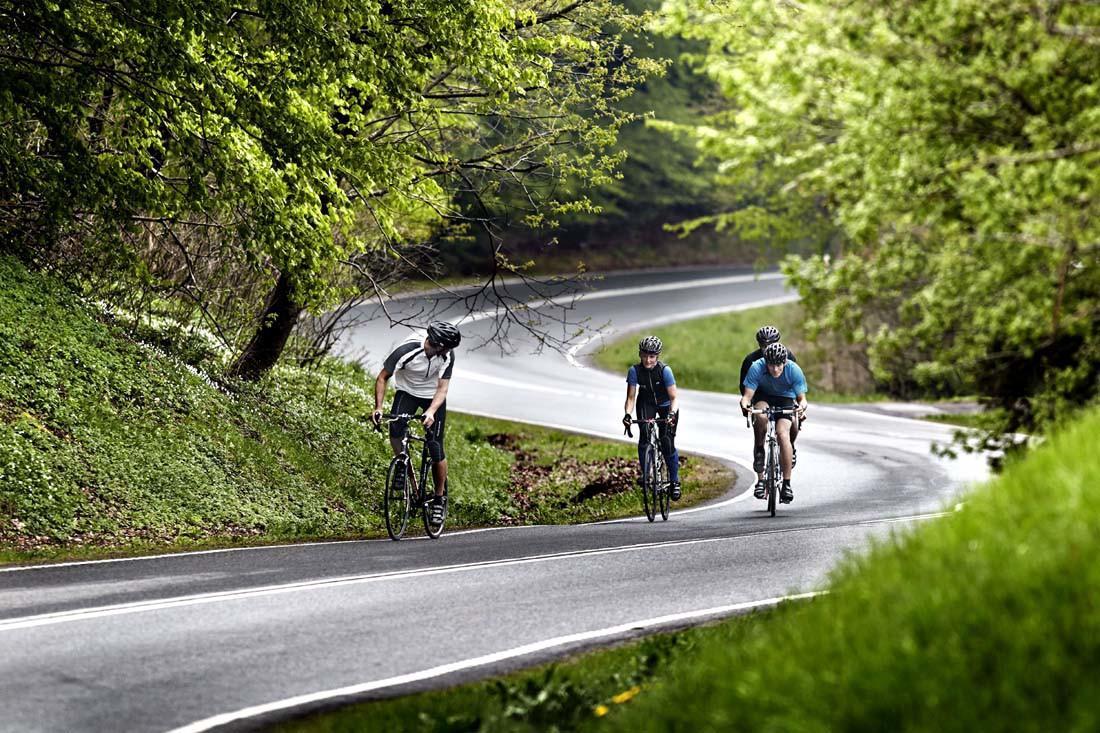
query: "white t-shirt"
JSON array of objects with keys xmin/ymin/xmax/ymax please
[{"xmin": 382, "ymin": 332, "xmax": 456, "ymax": 398}]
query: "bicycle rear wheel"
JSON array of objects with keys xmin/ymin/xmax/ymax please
[
  {"xmin": 658, "ymin": 454, "xmax": 670, "ymax": 521},
  {"xmin": 384, "ymin": 456, "xmax": 412, "ymax": 540},
  {"xmin": 642, "ymin": 446, "xmax": 657, "ymax": 522}
]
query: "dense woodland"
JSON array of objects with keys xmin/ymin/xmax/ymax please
[
  {"xmin": 2, "ymin": 0, "xmax": 1098, "ymax": 452},
  {"xmin": 657, "ymin": 0, "xmax": 1100, "ymax": 452}
]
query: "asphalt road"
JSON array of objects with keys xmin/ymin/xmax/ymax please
[{"xmin": 0, "ymin": 267, "xmax": 988, "ymax": 732}]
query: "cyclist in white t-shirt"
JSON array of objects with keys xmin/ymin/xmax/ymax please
[{"xmin": 371, "ymin": 321, "xmax": 461, "ymax": 524}]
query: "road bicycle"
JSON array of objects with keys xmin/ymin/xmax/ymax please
[
  {"xmin": 626, "ymin": 417, "xmax": 673, "ymax": 522},
  {"xmin": 746, "ymin": 406, "xmax": 799, "ymax": 517},
  {"xmin": 378, "ymin": 412, "xmax": 447, "ymax": 540}
]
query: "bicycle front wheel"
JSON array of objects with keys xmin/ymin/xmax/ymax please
[
  {"xmin": 384, "ymin": 456, "xmax": 412, "ymax": 540},
  {"xmin": 766, "ymin": 445, "xmax": 778, "ymax": 517},
  {"xmin": 658, "ymin": 455, "xmax": 670, "ymax": 521},
  {"xmin": 642, "ymin": 446, "xmax": 657, "ymax": 522}
]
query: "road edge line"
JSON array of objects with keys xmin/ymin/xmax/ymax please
[{"xmin": 165, "ymin": 591, "xmax": 825, "ymax": 733}]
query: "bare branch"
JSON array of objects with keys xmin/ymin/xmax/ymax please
[{"xmin": 981, "ymin": 140, "xmax": 1100, "ymax": 167}]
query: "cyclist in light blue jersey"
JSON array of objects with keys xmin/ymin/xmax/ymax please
[{"xmin": 739, "ymin": 342, "xmax": 808, "ymax": 504}]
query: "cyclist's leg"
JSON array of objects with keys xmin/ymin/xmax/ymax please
[
  {"xmin": 767, "ymin": 395, "xmax": 796, "ymax": 479},
  {"xmin": 428, "ymin": 402, "xmax": 448, "ymax": 498},
  {"xmin": 751, "ymin": 397, "xmax": 771, "ymax": 476},
  {"xmin": 388, "ymin": 391, "xmax": 416, "ymax": 454},
  {"xmin": 657, "ymin": 406, "xmax": 680, "ymax": 485},
  {"xmin": 776, "ymin": 417, "xmax": 795, "ymax": 479},
  {"xmin": 790, "ymin": 412, "xmax": 800, "ymax": 467}
]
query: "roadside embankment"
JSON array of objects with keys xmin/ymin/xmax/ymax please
[{"xmin": 0, "ymin": 256, "xmax": 731, "ymax": 564}]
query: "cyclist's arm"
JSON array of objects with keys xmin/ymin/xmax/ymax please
[
  {"xmin": 624, "ymin": 384, "xmax": 637, "ymax": 416},
  {"xmin": 740, "ymin": 386, "xmax": 756, "ymax": 412},
  {"xmin": 373, "ymin": 368, "xmax": 391, "ymax": 422},
  {"xmin": 667, "ymin": 383, "xmax": 679, "ymax": 416},
  {"xmin": 422, "ymin": 378, "xmax": 450, "ymax": 429},
  {"xmin": 792, "ymin": 363, "xmax": 809, "ymax": 417}
]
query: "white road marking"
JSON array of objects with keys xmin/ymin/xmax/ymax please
[
  {"xmin": 0, "ymin": 535, "xmax": 803, "ymax": 632},
  {"xmin": 0, "ymin": 540, "xmax": 373, "ymax": 574},
  {"xmin": 459, "ymin": 272, "xmax": 786, "ymax": 325},
  {"xmin": 459, "ymin": 370, "xmax": 611, "ymax": 401},
  {"xmin": 164, "ymin": 590, "xmax": 825, "ymax": 733},
  {"xmin": 1, "ymin": 511, "xmax": 945, "ymax": 634},
  {"xmin": 566, "ymin": 293, "xmax": 801, "ymax": 368}
]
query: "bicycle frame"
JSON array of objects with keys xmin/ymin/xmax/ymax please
[
  {"xmin": 628, "ymin": 416, "xmax": 672, "ymax": 522},
  {"xmin": 746, "ymin": 406, "xmax": 797, "ymax": 517},
  {"xmin": 380, "ymin": 412, "xmax": 446, "ymax": 539}
]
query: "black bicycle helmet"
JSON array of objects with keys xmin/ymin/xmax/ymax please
[
  {"xmin": 638, "ymin": 335, "xmax": 663, "ymax": 354},
  {"xmin": 763, "ymin": 342, "xmax": 788, "ymax": 366},
  {"xmin": 755, "ymin": 325, "xmax": 781, "ymax": 347},
  {"xmin": 427, "ymin": 321, "xmax": 461, "ymax": 349}
]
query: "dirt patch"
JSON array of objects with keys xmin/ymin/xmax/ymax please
[{"xmin": 487, "ymin": 432, "xmax": 694, "ymax": 522}]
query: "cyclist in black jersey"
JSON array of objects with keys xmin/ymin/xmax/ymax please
[{"xmin": 622, "ymin": 335, "xmax": 681, "ymax": 500}]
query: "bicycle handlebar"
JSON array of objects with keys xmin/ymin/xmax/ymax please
[
  {"xmin": 744, "ymin": 406, "xmax": 799, "ymax": 429},
  {"xmin": 624, "ymin": 416, "xmax": 673, "ymax": 439},
  {"xmin": 373, "ymin": 412, "xmax": 425, "ymax": 432},
  {"xmin": 383, "ymin": 412, "xmax": 423, "ymax": 421}
]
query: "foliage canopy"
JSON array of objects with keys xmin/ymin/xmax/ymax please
[
  {"xmin": 657, "ymin": 0, "xmax": 1100, "ymax": 449},
  {"xmin": 1, "ymin": 0, "xmax": 657, "ymax": 374}
]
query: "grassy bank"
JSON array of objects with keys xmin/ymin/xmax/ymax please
[
  {"xmin": 593, "ymin": 301, "xmax": 879, "ymax": 401},
  {"xmin": 0, "ymin": 256, "xmax": 732, "ymax": 564},
  {"xmin": 282, "ymin": 405, "xmax": 1100, "ymax": 733}
]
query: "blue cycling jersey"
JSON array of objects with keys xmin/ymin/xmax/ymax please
[{"xmin": 743, "ymin": 359, "xmax": 808, "ymax": 398}]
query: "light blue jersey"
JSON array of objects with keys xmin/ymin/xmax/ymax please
[{"xmin": 743, "ymin": 359, "xmax": 808, "ymax": 398}]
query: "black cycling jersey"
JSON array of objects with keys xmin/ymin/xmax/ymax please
[
  {"xmin": 739, "ymin": 347, "xmax": 797, "ymax": 394},
  {"xmin": 628, "ymin": 360, "xmax": 674, "ymax": 409}
]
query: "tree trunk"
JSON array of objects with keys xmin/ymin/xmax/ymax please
[{"xmin": 227, "ymin": 270, "xmax": 303, "ymax": 381}]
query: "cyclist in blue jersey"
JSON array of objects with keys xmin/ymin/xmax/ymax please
[
  {"xmin": 739, "ymin": 325, "xmax": 800, "ymax": 468},
  {"xmin": 739, "ymin": 325, "xmax": 798, "ymax": 396},
  {"xmin": 622, "ymin": 336, "xmax": 681, "ymax": 500},
  {"xmin": 739, "ymin": 342, "xmax": 808, "ymax": 504}
]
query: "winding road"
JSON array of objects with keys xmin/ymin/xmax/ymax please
[{"xmin": 0, "ymin": 267, "xmax": 988, "ymax": 732}]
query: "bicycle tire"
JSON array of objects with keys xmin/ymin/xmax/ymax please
[
  {"xmin": 384, "ymin": 456, "xmax": 412, "ymax": 540},
  {"xmin": 766, "ymin": 442, "xmax": 778, "ymax": 517},
  {"xmin": 658, "ymin": 453, "xmax": 670, "ymax": 521},
  {"xmin": 642, "ymin": 445, "xmax": 657, "ymax": 522}
]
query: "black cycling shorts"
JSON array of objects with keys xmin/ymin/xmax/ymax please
[{"xmin": 389, "ymin": 390, "xmax": 447, "ymax": 461}]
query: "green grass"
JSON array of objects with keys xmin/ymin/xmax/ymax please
[
  {"xmin": 281, "ymin": 405, "xmax": 1100, "ymax": 733},
  {"xmin": 593, "ymin": 302, "xmax": 883, "ymax": 401},
  {"xmin": 274, "ymin": 618, "xmax": 753, "ymax": 733},
  {"xmin": 0, "ymin": 255, "xmax": 733, "ymax": 564}
]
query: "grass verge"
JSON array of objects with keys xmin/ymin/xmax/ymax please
[
  {"xmin": 0, "ymin": 255, "xmax": 732, "ymax": 565},
  {"xmin": 278, "ymin": 405, "xmax": 1100, "ymax": 732},
  {"xmin": 273, "ymin": 616, "xmax": 759, "ymax": 733},
  {"xmin": 593, "ymin": 301, "xmax": 882, "ymax": 401}
]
